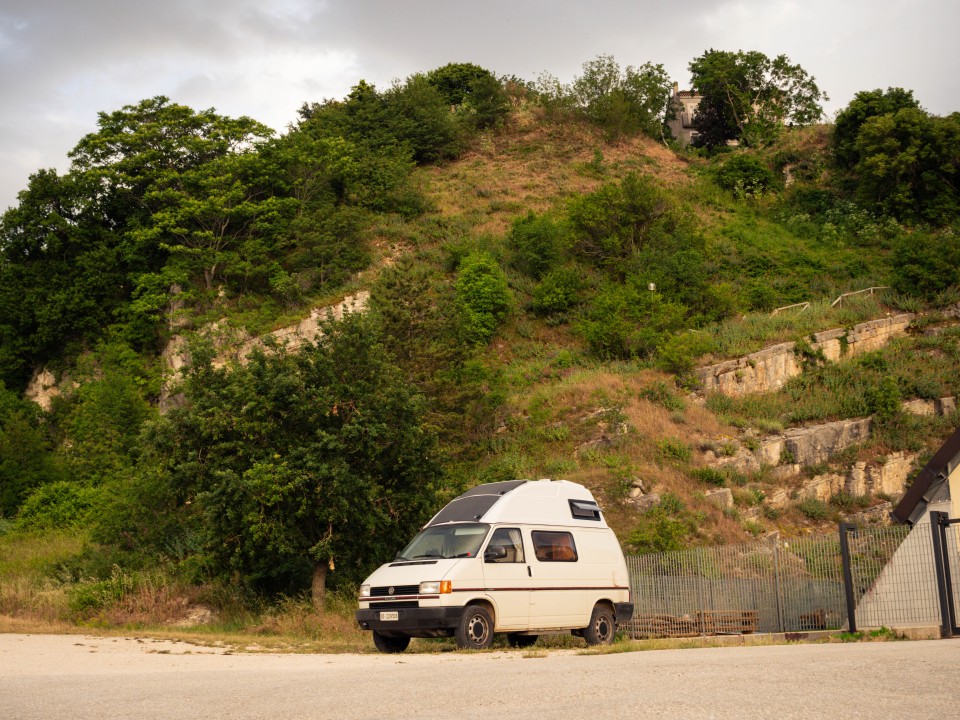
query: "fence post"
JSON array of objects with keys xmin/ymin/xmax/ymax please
[
  {"xmin": 930, "ymin": 511, "xmax": 953, "ymax": 639},
  {"xmin": 839, "ymin": 522, "xmax": 858, "ymax": 633},
  {"xmin": 771, "ymin": 535, "xmax": 785, "ymax": 633}
]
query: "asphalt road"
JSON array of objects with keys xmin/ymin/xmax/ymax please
[{"xmin": 2, "ymin": 634, "xmax": 959, "ymax": 720}]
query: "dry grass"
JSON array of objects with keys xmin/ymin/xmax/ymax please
[{"xmin": 422, "ymin": 113, "xmax": 691, "ymax": 237}]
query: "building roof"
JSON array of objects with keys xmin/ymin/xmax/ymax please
[{"xmin": 891, "ymin": 425, "xmax": 960, "ymax": 525}]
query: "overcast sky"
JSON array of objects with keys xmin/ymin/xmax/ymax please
[{"xmin": 1, "ymin": 0, "xmax": 958, "ymax": 211}]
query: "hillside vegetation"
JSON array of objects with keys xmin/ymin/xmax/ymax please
[{"xmin": 1, "ymin": 55, "xmax": 959, "ymax": 635}]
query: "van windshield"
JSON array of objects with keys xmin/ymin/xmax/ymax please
[{"xmin": 396, "ymin": 523, "xmax": 490, "ymax": 560}]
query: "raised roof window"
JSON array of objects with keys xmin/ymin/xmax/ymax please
[{"xmin": 569, "ymin": 499, "xmax": 602, "ymax": 521}]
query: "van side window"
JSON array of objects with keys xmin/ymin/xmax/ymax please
[
  {"xmin": 531, "ymin": 531, "xmax": 578, "ymax": 562},
  {"xmin": 484, "ymin": 528, "xmax": 525, "ymax": 563}
]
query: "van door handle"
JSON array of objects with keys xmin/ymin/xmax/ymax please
[{"xmin": 527, "ymin": 566, "xmax": 532, "ymax": 577}]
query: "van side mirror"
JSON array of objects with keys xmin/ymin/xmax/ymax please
[{"xmin": 484, "ymin": 545, "xmax": 507, "ymax": 562}]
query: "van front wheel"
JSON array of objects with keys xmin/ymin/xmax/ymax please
[
  {"xmin": 583, "ymin": 604, "xmax": 616, "ymax": 646},
  {"xmin": 455, "ymin": 605, "xmax": 494, "ymax": 650},
  {"xmin": 372, "ymin": 631, "xmax": 410, "ymax": 653}
]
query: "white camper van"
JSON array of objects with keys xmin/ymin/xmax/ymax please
[{"xmin": 356, "ymin": 479, "xmax": 634, "ymax": 652}]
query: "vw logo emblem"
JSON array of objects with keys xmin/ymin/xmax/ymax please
[{"xmin": 388, "ymin": 586, "xmax": 395, "ymax": 595}]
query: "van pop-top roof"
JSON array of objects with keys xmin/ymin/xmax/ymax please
[{"xmin": 425, "ymin": 479, "xmax": 607, "ymax": 529}]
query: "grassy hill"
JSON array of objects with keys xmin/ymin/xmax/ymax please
[{"xmin": 1, "ymin": 70, "xmax": 959, "ymax": 636}]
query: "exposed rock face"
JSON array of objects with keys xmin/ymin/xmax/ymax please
[
  {"xmin": 158, "ymin": 291, "xmax": 370, "ymax": 411},
  {"xmin": 762, "ymin": 453, "xmax": 917, "ymax": 510},
  {"xmin": 846, "ymin": 452, "xmax": 918, "ymax": 497},
  {"xmin": 696, "ymin": 313, "xmax": 914, "ymax": 397},
  {"xmin": 705, "ymin": 418, "xmax": 875, "ymax": 480},
  {"xmin": 229, "ymin": 290, "xmax": 370, "ymax": 365},
  {"xmin": 782, "ymin": 418, "xmax": 873, "ymax": 467},
  {"xmin": 24, "ymin": 368, "xmax": 60, "ymax": 411},
  {"xmin": 704, "ymin": 487, "xmax": 734, "ymax": 509},
  {"xmin": 901, "ymin": 396, "xmax": 957, "ymax": 417}
]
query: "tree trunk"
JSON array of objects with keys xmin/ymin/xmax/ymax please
[{"xmin": 311, "ymin": 561, "xmax": 327, "ymax": 612}]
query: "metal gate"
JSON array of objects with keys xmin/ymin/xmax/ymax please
[{"xmin": 930, "ymin": 511, "xmax": 960, "ymax": 637}]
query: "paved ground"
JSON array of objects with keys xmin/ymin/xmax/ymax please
[{"xmin": 2, "ymin": 634, "xmax": 959, "ymax": 719}]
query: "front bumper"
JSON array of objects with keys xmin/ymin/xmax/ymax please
[{"xmin": 356, "ymin": 606, "xmax": 463, "ymax": 637}]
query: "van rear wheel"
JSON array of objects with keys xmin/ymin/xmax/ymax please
[
  {"xmin": 455, "ymin": 604, "xmax": 494, "ymax": 650},
  {"xmin": 372, "ymin": 631, "xmax": 410, "ymax": 653},
  {"xmin": 583, "ymin": 604, "xmax": 616, "ymax": 646},
  {"xmin": 507, "ymin": 633, "xmax": 538, "ymax": 648}
]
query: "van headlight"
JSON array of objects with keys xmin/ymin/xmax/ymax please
[
  {"xmin": 419, "ymin": 581, "xmax": 452, "ymax": 595},
  {"xmin": 359, "ymin": 584, "xmax": 371, "ymax": 598}
]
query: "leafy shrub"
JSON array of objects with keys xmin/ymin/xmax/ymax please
[
  {"xmin": 656, "ymin": 331, "xmax": 718, "ymax": 378},
  {"xmin": 713, "ymin": 154, "xmax": 778, "ymax": 198},
  {"xmin": 639, "ymin": 381, "xmax": 686, "ymax": 412},
  {"xmin": 509, "ymin": 212, "xmax": 569, "ymax": 279},
  {"xmin": 627, "ymin": 492, "xmax": 691, "ymax": 553},
  {"xmin": 567, "ymin": 173, "xmax": 677, "ymax": 270},
  {"xmin": 690, "ymin": 467, "xmax": 728, "ymax": 487},
  {"xmin": 628, "ymin": 511, "xmax": 689, "ymax": 554},
  {"xmin": 15, "ymin": 482, "xmax": 102, "ymax": 530},
  {"xmin": 656, "ymin": 437, "xmax": 691, "ymax": 463},
  {"xmin": 798, "ymin": 498, "xmax": 828, "ymax": 520},
  {"xmin": 868, "ymin": 376, "xmax": 902, "ymax": 422},
  {"xmin": 579, "ymin": 281, "xmax": 686, "ymax": 360},
  {"xmin": 455, "ymin": 252, "xmax": 512, "ymax": 344},
  {"xmin": 892, "ymin": 231, "xmax": 960, "ymax": 300},
  {"xmin": 532, "ymin": 266, "xmax": 583, "ymax": 316}
]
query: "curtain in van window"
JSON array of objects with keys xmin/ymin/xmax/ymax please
[
  {"xmin": 532, "ymin": 531, "xmax": 578, "ymax": 562},
  {"xmin": 488, "ymin": 527, "xmax": 525, "ymax": 563}
]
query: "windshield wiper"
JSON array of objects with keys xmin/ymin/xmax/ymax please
[
  {"xmin": 411, "ymin": 553, "xmax": 442, "ymax": 559},
  {"xmin": 448, "ymin": 552, "xmax": 474, "ymax": 559},
  {"xmin": 393, "ymin": 554, "xmax": 410, "ymax": 561}
]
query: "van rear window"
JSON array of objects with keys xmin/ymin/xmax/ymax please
[{"xmin": 532, "ymin": 531, "xmax": 578, "ymax": 562}]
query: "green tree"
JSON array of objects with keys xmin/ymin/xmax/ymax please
[
  {"xmin": 0, "ymin": 170, "xmax": 129, "ymax": 387},
  {"xmin": 371, "ymin": 257, "xmax": 506, "ymax": 454},
  {"xmin": 0, "ymin": 382, "xmax": 61, "ymax": 516},
  {"xmin": 689, "ymin": 49, "xmax": 827, "ymax": 148},
  {"xmin": 131, "ymin": 151, "xmax": 289, "ymax": 291},
  {"xmin": 382, "ymin": 74, "xmax": 462, "ymax": 163},
  {"xmin": 135, "ymin": 312, "xmax": 441, "ymax": 607},
  {"xmin": 891, "ymin": 230, "xmax": 960, "ymax": 298},
  {"xmin": 508, "ymin": 211, "xmax": 569, "ymax": 279},
  {"xmin": 853, "ymin": 108, "xmax": 960, "ymax": 224},
  {"xmin": 832, "ymin": 88, "xmax": 920, "ymax": 170},
  {"xmin": 426, "ymin": 63, "xmax": 495, "ymax": 106},
  {"xmin": 571, "ymin": 55, "xmax": 674, "ymax": 141},
  {"xmin": 567, "ymin": 173, "xmax": 676, "ymax": 272}
]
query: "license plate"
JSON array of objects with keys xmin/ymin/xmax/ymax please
[{"xmin": 379, "ymin": 611, "xmax": 399, "ymax": 621}]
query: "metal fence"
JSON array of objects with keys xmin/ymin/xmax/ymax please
[{"xmin": 624, "ymin": 521, "xmax": 948, "ymax": 639}]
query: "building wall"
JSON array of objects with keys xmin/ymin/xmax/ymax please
[
  {"xmin": 667, "ymin": 90, "xmax": 701, "ymax": 146},
  {"xmin": 854, "ymin": 501, "xmax": 950, "ymax": 630}
]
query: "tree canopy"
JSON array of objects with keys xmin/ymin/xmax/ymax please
[
  {"xmin": 832, "ymin": 87, "xmax": 920, "ymax": 170},
  {"xmin": 129, "ymin": 312, "xmax": 441, "ymax": 606},
  {"xmin": 689, "ymin": 49, "xmax": 827, "ymax": 148}
]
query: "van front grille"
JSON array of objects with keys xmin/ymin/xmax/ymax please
[
  {"xmin": 371, "ymin": 585, "xmax": 419, "ymax": 597},
  {"xmin": 370, "ymin": 601, "xmax": 419, "ymax": 609}
]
